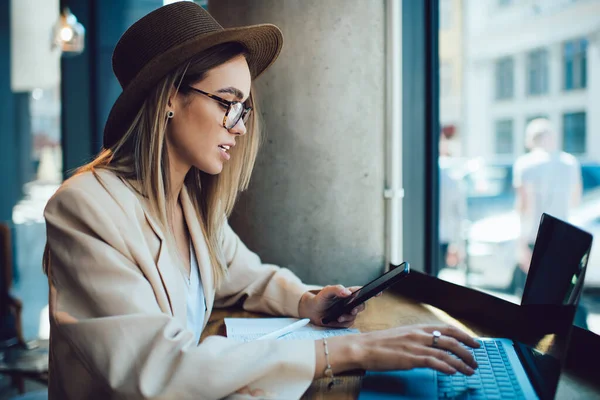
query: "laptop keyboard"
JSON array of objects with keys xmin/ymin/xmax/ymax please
[{"xmin": 437, "ymin": 339, "xmax": 526, "ymax": 399}]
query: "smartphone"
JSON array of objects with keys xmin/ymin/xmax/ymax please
[{"xmin": 321, "ymin": 262, "xmax": 410, "ymax": 325}]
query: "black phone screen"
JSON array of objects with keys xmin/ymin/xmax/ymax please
[{"xmin": 322, "ymin": 262, "xmax": 410, "ymax": 324}]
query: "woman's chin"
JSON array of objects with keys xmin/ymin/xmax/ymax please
[{"xmin": 194, "ymin": 162, "xmax": 224, "ymax": 175}]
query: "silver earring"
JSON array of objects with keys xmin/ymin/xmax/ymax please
[{"xmin": 167, "ymin": 110, "xmax": 174, "ymax": 119}]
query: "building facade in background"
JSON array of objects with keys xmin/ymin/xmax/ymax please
[{"xmin": 461, "ymin": 0, "xmax": 600, "ymax": 162}]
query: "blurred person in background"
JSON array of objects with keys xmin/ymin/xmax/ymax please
[
  {"xmin": 512, "ymin": 118, "xmax": 582, "ymax": 296},
  {"xmin": 439, "ymin": 135, "xmax": 467, "ymax": 272},
  {"xmin": 41, "ymin": 3, "xmax": 479, "ymax": 399}
]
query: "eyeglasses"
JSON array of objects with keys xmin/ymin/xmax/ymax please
[{"xmin": 187, "ymin": 87, "xmax": 252, "ymax": 130}]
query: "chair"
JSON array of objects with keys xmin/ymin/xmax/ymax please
[{"xmin": 0, "ymin": 222, "xmax": 48, "ymax": 394}]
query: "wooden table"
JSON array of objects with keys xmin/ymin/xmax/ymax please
[{"xmin": 202, "ymin": 291, "xmax": 600, "ymax": 399}]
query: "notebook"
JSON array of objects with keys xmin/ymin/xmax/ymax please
[
  {"xmin": 225, "ymin": 317, "xmax": 359, "ymax": 342},
  {"xmin": 359, "ymin": 213, "xmax": 592, "ymax": 400}
]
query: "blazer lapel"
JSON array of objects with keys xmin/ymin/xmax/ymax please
[
  {"xmin": 180, "ymin": 187, "xmax": 215, "ymax": 327},
  {"xmin": 92, "ymin": 171, "xmax": 189, "ymax": 325},
  {"xmin": 140, "ymin": 199, "xmax": 188, "ymax": 326}
]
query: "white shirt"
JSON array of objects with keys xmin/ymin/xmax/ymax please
[
  {"xmin": 439, "ymin": 166, "xmax": 467, "ymax": 244},
  {"xmin": 513, "ymin": 149, "xmax": 581, "ymax": 242},
  {"xmin": 186, "ymin": 241, "xmax": 206, "ymax": 345}
]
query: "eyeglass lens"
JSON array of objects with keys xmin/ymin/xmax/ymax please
[{"xmin": 225, "ymin": 102, "xmax": 249, "ymax": 129}]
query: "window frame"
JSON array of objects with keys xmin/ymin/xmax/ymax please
[
  {"xmin": 564, "ymin": 38, "xmax": 588, "ymax": 91},
  {"xmin": 402, "ymin": 0, "xmax": 439, "ymax": 275},
  {"xmin": 494, "ymin": 119, "xmax": 514, "ymax": 155},
  {"xmin": 563, "ymin": 111, "xmax": 587, "ymax": 155},
  {"xmin": 526, "ymin": 48, "xmax": 549, "ymax": 96},
  {"xmin": 495, "ymin": 56, "xmax": 514, "ymax": 100}
]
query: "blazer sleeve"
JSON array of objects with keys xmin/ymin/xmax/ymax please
[
  {"xmin": 214, "ymin": 221, "xmax": 314, "ymax": 317},
  {"xmin": 44, "ymin": 185, "xmax": 315, "ymax": 400}
]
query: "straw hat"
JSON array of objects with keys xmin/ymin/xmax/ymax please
[{"xmin": 103, "ymin": 1, "xmax": 283, "ymax": 148}]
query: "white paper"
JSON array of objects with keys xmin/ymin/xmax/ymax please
[{"xmin": 224, "ymin": 318, "xmax": 359, "ymax": 342}]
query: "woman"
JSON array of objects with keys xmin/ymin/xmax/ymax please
[{"xmin": 43, "ymin": 3, "xmax": 478, "ymax": 399}]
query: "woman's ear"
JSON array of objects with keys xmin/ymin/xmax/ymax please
[
  {"xmin": 166, "ymin": 86, "xmax": 179, "ymax": 115},
  {"xmin": 165, "ymin": 88, "xmax": 177, "ymax": 120},
  {"xmin": 167, "ymin": 89, "xmax": 175, "ymax": 108}
]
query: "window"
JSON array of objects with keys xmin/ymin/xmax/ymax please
[
  {"xmin": 563, "ymin": 112, "xmax": 586, "ymax": 154},
  {"xmin": 440, "ymin": 62, "xmax": 453, "ymax": 98},
  {"xmin": 495, "ymin": 120, "xmax": 513, "ymax": 155},
  {"xmin": 564, "ymin": 38, "xmax": 587, "ymax": 90},
  {"xmin": 495, "ymin": 57, "xmax": 514, "ymax": 100},
  {"xmin": 527, "ymin": 48, "xmax": 549, "ymax": 95},
  {"xmin": 440, "ymin": 0, "xmax": 452, "ymax": 30},
  {"xmin": 433, "ymin": 0, "xmax": 599, "ymax": 336}
]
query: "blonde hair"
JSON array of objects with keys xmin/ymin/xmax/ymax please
[
  {"xmin": 74, "ymin": 43, "xmax": 262, "ymax": 287},
  {"xmin": 525, "ymin": 118, "xmax": 556, "ymax": 151}
]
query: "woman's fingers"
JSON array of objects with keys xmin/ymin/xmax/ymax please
[
  {"xmin": 336, "ymin": 308, "xmax": 365, "ymax": 323},
  {"xmin": 321, "ymin": 285, "xmax": 353, "ymax": 300},
  {"xmin": 431, "ymin": 325, "xmax": 480, "ymax": 349},
  {"xmin": 325, "ymin": 321, "xmax": 355, "ymax": 328},
  {"xmin": 438, "ymin": 335, "xmax": 477, "ymax": 369},
  {"xmin": 411, "ymin": 355, "xmax": 458, "ymax": 375},
  {"xmin": 414, "ymin": 345, "xmax": 476, "ymax": 375},
  {"xmin": 336, "ymin": 304, "xmax": 365, "ymax": 322},
  {"xmin": 323, "ymin": 311, "xmax": 358, "ymax": 327},
  {"xmin": 326, "ymin": 317, "xmax": 356, "ymax": 328},
  {"xmin": 326, "ymin": 304, "xmax": 365, "ymax": 326},
  {"xmin": 352, "ymin": 303, "xmax": 366, "ymax": 314},
  {"xmin": 420, "ymin": 327, "xmax": 478, "ymax": 369}
]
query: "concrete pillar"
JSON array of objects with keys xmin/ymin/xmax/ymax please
[{"xmin": 209, "ymin": 0, "xmax": 386, "ymax": 285}]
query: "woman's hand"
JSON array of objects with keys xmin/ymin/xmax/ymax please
[
  {"xmin": 317, "ymin": 324, "xmax": 480, "ymax": 379},
  {"xmin": 357, "ymin": 324, "xmax": 479, "ymax": 374},
  {"xmin": 298, "ymin": 285, "xmax": 370, "ymax": 328}
]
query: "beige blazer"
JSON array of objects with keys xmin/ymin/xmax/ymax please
[{"xmin": 44, "ymin": 170, "xmax": 316, "ymax": 400}]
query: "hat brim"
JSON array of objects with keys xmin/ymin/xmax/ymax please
[{"xmin": 103, "ymin": 24, "xmax": 282, "ymax": 149}]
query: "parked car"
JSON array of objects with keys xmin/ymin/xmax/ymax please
[{"xmin": 466, "ymin": 182, "xmax": 600, "ymax": 292}]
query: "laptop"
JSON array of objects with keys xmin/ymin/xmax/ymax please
[{"xmin": 359, "ymin": 213, "xmax": 592, "ymax": 400}]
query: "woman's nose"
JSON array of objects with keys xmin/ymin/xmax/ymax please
[{"xmin": 229, "ymin": 118, "xmax": 247, "ymax": 135}]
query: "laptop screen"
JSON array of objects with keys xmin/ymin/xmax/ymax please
[{"xmin": 516, "ymin": 213, "xmax": 592, "ymax": 400}]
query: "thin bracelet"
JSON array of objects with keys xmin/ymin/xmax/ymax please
[{"xmin": 322, "ymin": 338, "xmax": 335, "ymax": 390}]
